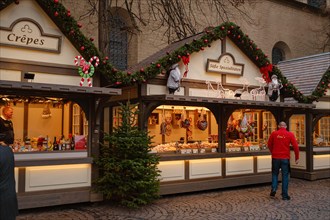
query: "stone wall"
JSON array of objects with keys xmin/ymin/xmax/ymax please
[{"xmin": 62, "ymin": 0, "xmax": 330, "ymax": 66}]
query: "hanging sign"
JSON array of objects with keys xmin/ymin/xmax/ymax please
[
  {"xmin": 0, "ymin": 18, "xmax": 62, "ymax": 53},
  {"xmin": 206, "ymin": 53, "xmax": 244, "ymax": 76}
]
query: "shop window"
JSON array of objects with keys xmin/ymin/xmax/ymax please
[
  {"xmin": 150, "ymin": 105, "xmax": 218, "ymax": 154},
  {"xmin": 313, "ymin": 116, "xmax": 330, "ymax": 146},
  {"xmin": 262, "ymin": 112, "xmax": 277, "ymax": 141},
  {"xmin": 112, "ymin": 104, "xmax": 138, "ymax": 131},
  {"xmin": 289, "ymin": 115, "xmax": 306, "ymax": 146},
  {"xmin": 226, "ymin": 109, "xmax": 270, "ymax": 152},
  {"xmin": 72, "ymin": 103, "xmax": 88, "ymax": 137},
  {"xmin": 72, "ymin": 104, "xmax": 80, "ymax": 135},
  {"xmin": 112, "ymin": 106, "xmax": 122, "ymax": 129},
  {"xmin": 83, "ymin": 112, "xmax": 88, "ymax": 136}
]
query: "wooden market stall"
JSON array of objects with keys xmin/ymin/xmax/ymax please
[
  {"xmin": 0, "ymin": 0, "xmax": 121, "ymax": 209},
  {"xmin": 104, "ymin": 25, "xmax": 329, "ymax": 195},
  {"xmin": 277, "ymin": 52, "xmax": 330, "ymax": 180}
]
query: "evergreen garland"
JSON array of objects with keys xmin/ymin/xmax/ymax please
[
  {"xmin": 1, "ymin": 1, "xmax": 329, "ymax": 103},
  {"xmin": 94, "ymin": 101, "xmax": 160, "ymax": 208}
]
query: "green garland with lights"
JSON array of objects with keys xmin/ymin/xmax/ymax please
[{"xmin": 1, "ymin": 0, "xmax": 329, "ymax": 103}]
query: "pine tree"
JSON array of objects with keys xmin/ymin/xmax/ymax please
[{"xmin": 95, "ymin": 101, "xmax": 160, "ymax": 208}]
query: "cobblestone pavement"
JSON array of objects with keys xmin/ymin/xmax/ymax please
[{"xmin": 16, "ymin": 178, "xmax": 330, "ymax": 220}]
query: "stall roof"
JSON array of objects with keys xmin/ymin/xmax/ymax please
[
  {"xmin": 142, "ymin": 95, "xmax": 315, "ymax": 109},
  {"xmin": 277, "ymin": 52, "xmax": 330, "ymax": 96},
  {"xmin": 128, "ymin": 33, "xmax": 204, "ymax": 73},
  {"xmin": 0, "ymin": 80, "xmax": 121, "ymax": 97}
]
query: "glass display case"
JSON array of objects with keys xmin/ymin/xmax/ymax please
[
  {"xmin": 225, "ymin": 109, "xmax": 274, "ymax": 152},
  {"xmin": 148, "ymin": 106, "xmax": 275, "ymax": 154},
  {"xmin": 1, "ymin": 97, "xmax": 88, "ymax": 153},
  {"xmin": 148, "ymin": 105, "xmax": 218, "ymax": 154}
]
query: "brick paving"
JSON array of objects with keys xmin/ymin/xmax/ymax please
[{"xmin": 16, "ymin": 178, "xmax": 330, "ymax": 220}]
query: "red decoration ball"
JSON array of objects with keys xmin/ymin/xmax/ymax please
[
  {"xmin": 54, "ymin": 11, "xmax": 59, "ymax": 17},
  {"xmin": 256, "ymin": 56, "xmax": 259, "ymax": 60},
  {"xmin": 90, "ymin": 37, "xmax": 94, "ymax": 41},
  {"xmin": 230, "ymin": 25, "xmax": 234, "ymax": 29},
  {"xmin": 103, "ymin": 61, "xmax": 107, "ymax": 64},
  {"xmin": 115, "ymin": 82, "xmax": 121, "ymax": 85},
  {"xmin": 127, "ymin": 71, "xmax": 132, "ymax": 75},
  {"xmin": 221, "ymin": 26, "xmax": 225, "ymax": 30},
  {"xmin": 54, "ymin": 0, "xmax": 59, "ymax": 4},
  {"xmin": 156, "ymin": 64, "xmax": 161, "ymax": 68},
  {"xmin": 237, "ymin": 35, "xmax": 241, "ymax": 39},
  {"xmin": 200, "ymin": 47, "xmax": 204, "ymax": 51},
  {"xmin": 80, "ymin": 46, "xmax": 85, "ymax": 51},
  {"xmin": 77, "ymin": 23, "xmax": 82, "ymax": 28},
  {"xmin": 227, "ymin": 31, "xmax": 231, "ymax": 34},
  {"xmin": 177, "ymin": 55, "xmax": 181, "ymax": 59},
  {"xmin": 69, "ymin": 30, "xmax": 74, "ymax": 35},
  {"xmin": 204, "ymin": 39, "xmax": 208, "ymax": 43},
  {"xmin": 67, "ymin": 12, "xmax": 71, "ymax": 17},
  {"xmin": 105, "ymin": 56, "xmax": 109, "ymax": 60},
  {"xmin": 140, "ymin": 68, "xmax": 145, "ymax": 72},
  {"xmin": 322, "ymin": 81, "xmax": 325, "ymax": 84}
]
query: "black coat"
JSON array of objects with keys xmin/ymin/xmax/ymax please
[
  {"xmin": 0, "ymin": 117, "xmax": 14, "ymax": 145},
  {"xmin": 0, "ymin": 145, "xmax": 18, "ymax": 220}
]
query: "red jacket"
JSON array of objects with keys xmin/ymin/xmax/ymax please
[{"xmin": 267, "ymin": 128, "xmax": 299, "ymax": 160}]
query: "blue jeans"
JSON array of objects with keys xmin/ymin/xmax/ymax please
[{"xmin": 271, "ymin": 158, "xmax": 290, "ymax": 198}]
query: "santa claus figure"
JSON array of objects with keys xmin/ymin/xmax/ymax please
[{"xmin": 267, "ymin": 75, "xmax": 283, "ymax": 101}]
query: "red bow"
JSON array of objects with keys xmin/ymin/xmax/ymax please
[
  {"xmin": 182, "ymin": 55, "xmax": 190, "ymax": 77},
  {"xmin": 260, "ymin": 64, "xmax": 273, "ymax": 83}
]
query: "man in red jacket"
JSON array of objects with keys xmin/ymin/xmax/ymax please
[{"xmin": 267, "ymin": 121, "xmax": 299, "ymax": 200}]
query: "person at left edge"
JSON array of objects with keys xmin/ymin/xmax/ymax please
[{"xmin": 0, "ymin": 106, "xmax": 19, "ymax": 220}]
